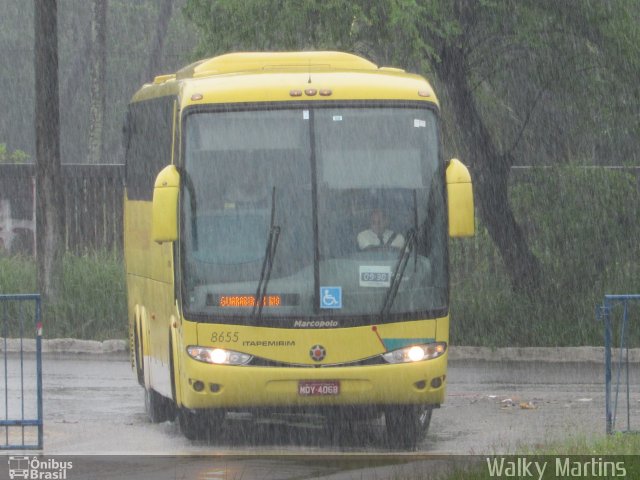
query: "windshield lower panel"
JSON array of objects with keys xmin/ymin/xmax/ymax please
[{"xmin": 181, "ymin": 105, "xmax": 448, "ymax": 327}]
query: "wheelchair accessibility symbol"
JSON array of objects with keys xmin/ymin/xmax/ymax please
[{"xmin": 320, "ymin": 287, "xmax": 342, "ymax": 309}]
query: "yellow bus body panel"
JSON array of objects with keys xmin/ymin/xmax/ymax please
[
  {"xmin": 125, "ymin": 199, "xmax": 176, "ymax": 397},
  {"xmin": 179, "ymin": 70, "xmax": 436, "ymax": 107},
  {"xmin": 170, "ymin": 316, "xmax": 449, "ymax": 409},
  {"xmin": 195, "ymin": 319, "xmax": 437, "ymax": 365},
  {"xmin": 126, "ymin": 52, "xmax": 452, "ymax": 411},
  {"xmin": 131, "ymin": 52, "xmax": 438, "ymax": 108},
  {"xmin": 179, "ymin": 351, "xmax": 448, "ymax": 409}
]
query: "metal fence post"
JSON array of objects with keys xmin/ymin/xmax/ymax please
[
  {"xmin": 603, "ymin": 301, "xmax": 612, "ymax": 434},
  {"xmin": 599, "ymin": 294, "xmax": 640, "ymax": 435},
  {"xmin": 0, "ymin": 294, "xmax": 43, "ymax": 450}
]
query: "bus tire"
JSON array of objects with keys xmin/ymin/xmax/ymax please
[
  {"xmin": 133, "ymin": 322, "xmax": 144, "ymax": 386},
  {"xmin": 178, "ymin": 408, "xmax": 204, "ymax": 440},
  {"xmin": 145, "ymin": 388, "xmax": 174, "ymax": 423},
  {"xmin": 384, "ymin": 405, "xmax": 432, "ymax": 450},
  {"xmin": 324, "ymin": 409, "xmax": 352, "ymax": 445},
  {"xmin": 178, "ymin": 408, "xmax": 225, "ymax": 442}
]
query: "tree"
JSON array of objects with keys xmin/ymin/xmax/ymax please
[
  {"xmin": 0, "ymin": 0, "xmax": 35, "ymax": 159},
  {"xmin": 87, "ymin": 0, "xmax": 108, "ymax": 165},
  {"xmin": 143, "ymin": 0, "xmax": 174, "ymax": 83},
  {"xmin": 34, "ymin": 0, "xmax": 65, "ymax": 302},
  {"xmin": 1, "ymin": 0, "xmax": 198, "ymax": 167},
  {"xmin": 427, "ymin": 1, "xmax": 543, "ymax": 293},
  {"xmin": 0, "ymin": 143, "xmax": 29, "ymax": 163},
  {"xmin": 182, "ymin": 0, "xmax": 640, "ymax": 294},
  {"xmin": 182, "ymin": 0, "xmax": 543, "ymax": 292}
]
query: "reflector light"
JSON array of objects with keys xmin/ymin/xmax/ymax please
[
  {"xmin": 193, "ymin": 380, "xmax": 205, "ymax": 391},
  {"xmin": 319, "ymin": 89, "xmax": 332, "ymax": 96},
  {"xmin": 418, "ymin": 90, "xmax": 430, "ymax": 97},
  {"xmin": 191, "ymin": 93, "xmax": 204, "ymax": 101},
  {"xmin": 290, "ymin": 89, "xmax": 302, "ymax": 97},
  {"xmin": 304, "ymin": 88, "xmax": 317, "ymax": 96}
]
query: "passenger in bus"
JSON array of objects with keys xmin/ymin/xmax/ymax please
[
  {"xmin": 357, "ymin": 208, "xmax": 405, "ymax": 250},
  {"xmin": 222, "ymin": 168, "xmax": 270, "ymax": 209}
]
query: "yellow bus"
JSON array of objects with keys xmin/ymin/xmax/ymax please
[{"xmin": 124, "ymin": 51, "xmax": 474, "ymax": 448}]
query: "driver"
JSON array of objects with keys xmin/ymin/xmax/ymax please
[
  {"xmin": 357, "ymin": 208, "xmax": 405, "ymax": 250},
  {"xmin": 223, "ymin": 165, "xmax": 270, "ymax": 210}
]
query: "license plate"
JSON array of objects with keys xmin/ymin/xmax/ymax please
[{"xmin": 298, "ymin": 380, "xmax": 340, "ymax": 396}]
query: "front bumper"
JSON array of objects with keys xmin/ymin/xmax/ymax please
[{"xmin": 178, "ymin": 351, "xmax": 448, "ymax": 410}]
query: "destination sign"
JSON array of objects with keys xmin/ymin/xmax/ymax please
[{"xmin": 207, "ymin": 294, "xmax": 299, "ymax": 307}]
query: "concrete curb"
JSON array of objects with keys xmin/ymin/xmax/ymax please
[
  {"xmin": 449, "ymin": 346, "xmax": 640, "ymax": 363},
  {"xmin": 0, "ymin": 338, "xmax": 127, "ymax": 354},
  {"xmin": 0, "ymin": 339, "xmax": 638, "ymax": 362}
]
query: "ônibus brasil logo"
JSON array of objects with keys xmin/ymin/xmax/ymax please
[{"xmin": 8, "ymin": 456, "xmax": 73, "ymax": 480}]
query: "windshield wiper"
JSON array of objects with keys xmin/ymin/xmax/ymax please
[
  {"xmin": 252, "ymin": 187, "xmax": 279, "ymax": 322},
  {"xmin": 379, "ymin": 227, "xmax": 416, "ymax": 321}
]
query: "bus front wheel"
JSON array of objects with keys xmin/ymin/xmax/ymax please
[
  {"xmin": 145, "ymin": 388, "xmax": 175, "ymax": 423},
  {"xmin": 178, "ymin": 408, "xmax": 225, "ymax": 441},
  {"xmin": 384, "ymin": 405, "xmax": 432, "ymax": 450}
]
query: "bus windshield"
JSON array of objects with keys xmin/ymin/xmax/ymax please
[{"xmin": 182, "ymin": 106, "xmax": 447, "ymax": 326}]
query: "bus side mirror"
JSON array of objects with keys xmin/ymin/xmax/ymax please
[
  {"xmin": 152, "ymin": 165, "xmax": 180, "ymax": 243},
  {"xmin": 446, "ymin": 158, "xmax": 475, "ymax": 237}
]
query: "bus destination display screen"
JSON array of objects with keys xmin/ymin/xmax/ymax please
[{"xmin": 206, "ymin": 294, "xmax": 299, "ymax": 308}]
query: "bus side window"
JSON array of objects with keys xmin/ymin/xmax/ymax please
[{"xmin": 125, "ymin": 98, "xmax": 174, "ymax": 201}]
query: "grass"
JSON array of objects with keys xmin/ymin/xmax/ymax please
[
  {"xmin": 530, "ymin": 432, "xmax": 640, "ymax": 455},
  {"xmin": 0, "ymin": 250, "xmax": 126, "ymax": 340},
  {"xmin": 441, "ymin": 434, "xmax": 640, "ymax": 479}
]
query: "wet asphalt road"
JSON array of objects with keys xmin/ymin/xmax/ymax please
[{"xmin": 1, "ymin": 353, "xmax": 638, "ymax": 479}]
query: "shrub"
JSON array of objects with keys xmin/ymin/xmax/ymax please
[
  {"xmin": 451, "ymin": 167, "xmax": 640, "ymax": 346},
  {"xmin": 0, "ymin": 251, "xmax": 126, "ymax": 340}
]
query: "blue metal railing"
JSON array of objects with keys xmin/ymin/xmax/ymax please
[
  {"xmin": 597, "ymin": 294, "xmax": 639, "ymax": 435},
  {"xmin": 0, "ymin": 294, "xmax": 43, "ymax": 450}
]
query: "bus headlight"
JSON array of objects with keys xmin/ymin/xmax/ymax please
[
  {"xmin": 382, "ymin": 342, "xmax": 447, "ymax": 364},
  {"xmin": 187, "ymin": 346, "xmax": 253, "ymax": 365}
]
